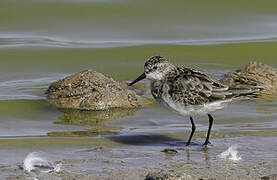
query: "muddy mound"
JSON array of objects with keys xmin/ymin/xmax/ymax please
[
  {"xmin": 221, "ymin": 61, "xmax": 277, "ymax": 96},
  {"xmin": 46, "ymin": 70, "xmax": 151, "ymax": 110}
]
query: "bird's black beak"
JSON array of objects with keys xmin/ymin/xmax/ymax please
[{"xmin": 128, "ymin": 73, "xmax": 146, "ymax": 86}]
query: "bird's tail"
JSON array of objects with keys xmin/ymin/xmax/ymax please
[{"xmin": 227, "ymin": 87, "xmax": 263, "ymax": 99}]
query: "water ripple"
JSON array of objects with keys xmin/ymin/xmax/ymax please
[
  {"xmin": 0, "ymin": 74, "xmax": 67, "ymax": 101},
  {"xmin": 1, "ymin": 33, "xmax": 277, "ymax": 49}
]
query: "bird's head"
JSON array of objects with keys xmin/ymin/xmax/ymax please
[{"xmin": 128, "ymin": 56, "xmax": 175, "ymax": 86}]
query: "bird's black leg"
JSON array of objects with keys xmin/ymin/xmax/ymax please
[
  {"xmin": 186, "ymin": 116, "xmax": 196, "ymax": 146},
  {"xmin": 203, "ymin": 114, "xmax": 214, "ymax": 146}
]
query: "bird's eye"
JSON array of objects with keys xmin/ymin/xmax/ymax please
[{"xmin": 153, "ymin": 66, "xmax": 158, "ymax": 70}]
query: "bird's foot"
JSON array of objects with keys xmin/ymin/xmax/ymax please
[
  {"xmin": 202, "ymin": 140, "xmax": 211, "ymax": 147},
  {"xmin": 185, "ymin": 142, "xmax": 190, "ymax": 146}
]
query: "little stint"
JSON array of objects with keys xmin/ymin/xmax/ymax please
[{"xmin": 129, "ymin": 56, "xmax": 261, "ymax": 146}]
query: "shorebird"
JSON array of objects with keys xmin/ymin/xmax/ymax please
[{"xmin": 128, "ymin": 56, "xmax": 261, "ymax": 146}]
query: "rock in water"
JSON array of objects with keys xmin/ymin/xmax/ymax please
[
  {"xmin": 221, "ymin": 61, "xmax": 277, "ymax": 96},
  {"xmin": 46, "ymin": 70, "xmax": 151, "ymax": 110},
  {"xmin": 261, "ymin": 174, "xmax": 277, "ymax": 180}
]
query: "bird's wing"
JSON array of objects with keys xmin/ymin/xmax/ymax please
[
  {"xmin": 165, "ymin": 67, "xmax": 231, "ymax": 105},
  {"xmin": 185, "ymin": 68, "xmax": 262, "ymax": 98}
]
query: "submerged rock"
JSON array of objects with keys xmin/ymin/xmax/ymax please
[
  {"xmin": 221, "ymin": 61, "xmax": 277, "ymax": 96},
  {"xmin": 145, "ymin": 171, "xmax": 193, "ymax": 180},
  {"xmin": 46, "ymin": 70, "xmax": 151, "ymax": 110},
  {"xmin": 161, "ymin": 148, "xmax": 178, "ymax": 155},
  {"xmin": 261, "ymin": 174, "xmax": 277, "ymax": 180},
  {"xmin": 145, "ymin": 172, "xmax": 171, "ymax": 180}
]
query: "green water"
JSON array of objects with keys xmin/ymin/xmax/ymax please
[{"xmin": 0, "ymin": 0, "xmax": 277, "ymax": 179}]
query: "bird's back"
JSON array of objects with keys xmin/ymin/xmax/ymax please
[{"xmin": 151, "ymin": 66, "xmax": 261, "ymax": 107}]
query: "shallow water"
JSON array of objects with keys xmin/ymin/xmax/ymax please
[{"xmin": 0, "ymin": 0, "xmax": 277, "ymax": 179}]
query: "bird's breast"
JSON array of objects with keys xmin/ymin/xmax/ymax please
[{"xmin": 150, "ymin": 80, "xmax": 173, "ymax": 108}]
